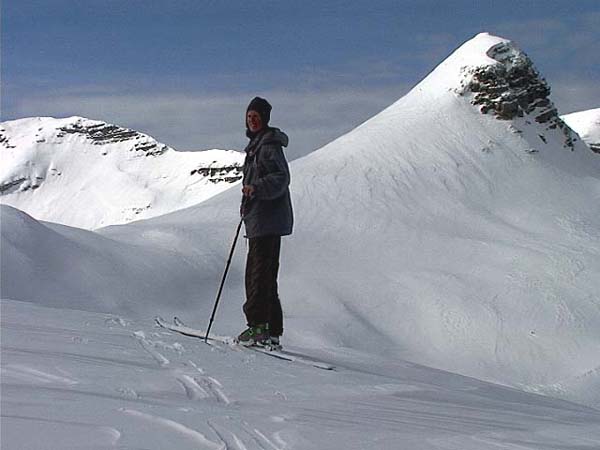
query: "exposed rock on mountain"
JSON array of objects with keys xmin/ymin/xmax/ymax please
[
  {"xmin": 459, "ymin": 41, "xmax": 576, "ymax": 150},
  {"xmin": 56, "ymin": 119, "xmax": 168, "ymax": 156}
]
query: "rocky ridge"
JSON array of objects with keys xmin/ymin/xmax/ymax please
[
  {"xmin": 56, "ymin": 118, "xmax": 169, "ymax": 156},
  {"xmin": 458, "ymin": 41, "xmax": 576, "ymax": 150}
]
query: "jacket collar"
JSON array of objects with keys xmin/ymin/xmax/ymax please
[{"xmin": 244, "ymin": 128, "xmax": 269, "ymax": 156}]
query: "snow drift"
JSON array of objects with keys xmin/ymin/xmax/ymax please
[
  {"xmin": 0, "ymin": 116, "xmax": 244, "ymax": 229},
  {"xmin": 2, "ymin": 33, "xmax": 600, "ymax": 405}
]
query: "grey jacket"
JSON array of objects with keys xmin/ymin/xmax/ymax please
[{"xmin": 241, "ymin": 127, "xmax": 293, "ymax": 238}]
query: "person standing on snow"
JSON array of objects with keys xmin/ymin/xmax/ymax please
[{"xmin": 237, "ymin": 97, "xmax": 293, "ymax": 348}]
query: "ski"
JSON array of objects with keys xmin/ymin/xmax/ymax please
[{"xmin": 155, "ymin": 316, "xmax": 335, "ymax": 371}]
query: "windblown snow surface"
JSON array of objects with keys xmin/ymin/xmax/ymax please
[
  {"xmin": 0, "ymin": 116, "xmax": 245, "ymax": 229},
  {"xmin": 2, "ymin": 33, "xmax": 600, "ymax": 449}
]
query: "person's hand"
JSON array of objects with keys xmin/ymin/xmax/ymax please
[{"xmin": 242, "ymin": 185, "xmax": 255, "ymax": 198}]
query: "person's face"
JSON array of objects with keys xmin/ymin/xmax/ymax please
[{"xmin": 247, "ymin": 110, "xmax": 263, "ymax": 133}]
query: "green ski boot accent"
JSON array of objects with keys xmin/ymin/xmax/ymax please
[{"xmin": 236, "ymin": 324, "xmax": 269, "ymax": 347}]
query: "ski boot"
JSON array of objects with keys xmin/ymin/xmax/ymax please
[
  {"xmin": 236, "ymin": 324, "xmax": 270, "ymax": 347},
  {"xmin": 268, "ymin": 335, "xmax": 282, "ymax": 351}
]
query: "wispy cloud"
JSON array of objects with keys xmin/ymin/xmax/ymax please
[
  {"xmin": 5, "ymin": 9, "xmax": 598, "ymax": 155},
  {"xmin": 551, "ymin": 79, "xmax": 600, "ymax": 115},
  {"xmin": 491, "ymin": 13, "xmax": 600, "ymax": 72},
  {"xmin": 9, "ymin": 83, "xmax": 412, "ymax": 158}
]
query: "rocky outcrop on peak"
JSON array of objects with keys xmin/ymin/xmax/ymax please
[
  {"xmin": 0, "ymin": 129, "xmax": 16, "ymax": 149},
  {"xmin": 190, "ymin": 163, "xmax": 243, "ymax": 184},
  {"xmin": 460, "ymin": 42, "xmax": 576, "ymax": 150},
  {"xmin": 57, "ymin": 119, "xmax": 168, "ymax": 156}
]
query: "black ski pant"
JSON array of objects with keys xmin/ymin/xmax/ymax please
[{"xmin": 243, "ymin": 235, "xmax": 283, "ymax": 336}]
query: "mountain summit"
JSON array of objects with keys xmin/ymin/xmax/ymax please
[{"xmin": 0, "ymin": 116, "xmax": 244, "ymax": 229}]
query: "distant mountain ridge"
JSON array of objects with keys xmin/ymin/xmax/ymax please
[
  {"xmin": 0, "ymin": 116, "xmax": 245, "ymax": 229},
  {"xmin": 562, "ymin": 108, "xmax": 600, "ymax": 153}
]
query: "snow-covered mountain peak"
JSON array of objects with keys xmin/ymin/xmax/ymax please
[
  {"xmin": 2, "ymin": 116, "xmax": 169, "ymax": 158},
  {"xmin": 0, "ymin": 116, "xmax": 245, "ymax": 229},
  {"xmin": 329, "ymin": 32, "xmax": 580, "ymax": 162},
  {"xmin": 417, "ymin": 32, "xmax": 511, "ymax": 92}
]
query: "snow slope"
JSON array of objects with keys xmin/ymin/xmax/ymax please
[
  {"xmin": 0, "ymin": 116, "xmax": 244, "ymax": 229},
  {"xmin": 3, "ymin": 32, "xmax": 600, "ymax": 445},
  {"xmin": 562, "ymin": 108, "xmax": 600, "ymax": 153},
  {"xmin": 3, "ymin": 299, "xmax": 600, "ymax": 450},
  {"xmin": 1, "ymin": 206, "xmax": 207, "ymax": 315}
]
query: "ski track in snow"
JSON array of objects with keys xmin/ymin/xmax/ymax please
[
  {"xmin": 1, "ymin": 364, "xmax": 79, "ymax": 386},
  {"xmin": 202, "ymin": 376, "xmax": 232, "ymax": 405},
  {"xmin": 125, "ymin": 316, "xmax": 600, "ymax": 450},
  {"xmin": 207, "ymin": 421, "xmax": 238, "ymax": 450},
  {"xmin": 128, "ymin": 330, "xmax": 279, "ymax": 450},
  {"xmin": 122, "ymin": 408, "xmax": 225, "ymax": 449},
  {"xmin": 3, "ymin": 300, "xmax": 600, "ymax": 449},
  {"xmin": 170, "ymin": 368, "xmax": 277, "ymax": 450},
  {"xmin": 133, "ymin": 330, "xmax": 171, "ymax": 366},
  {"xmin": 136, "ymin": 321, "xmax": 288, "ymax": 450},
  {"xmin": 133, "ymin": 323, "xmax": 266, "ymax": 447},
  {"xmin": 174, "ymin": 372, "xmax": 231, "ymax": 404},
  {"xmin": 242, "ymin": 421, "xmax": 283, "ymax": 450},
  {"xmin": 207, "ymin": 419, "xmax": 285, "ymax": 450},
  {"xmin": 176, "ymin": 374, "xmax": 211, "ymax": 400},
  {"xmin": 135, "ymin": 326, "xmax": 234, "ymax": 405}
]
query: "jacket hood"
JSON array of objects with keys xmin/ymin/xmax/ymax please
[
  {"xmin": 244, "ymin": 127, "xmax": 289, "ymax": 155},
  {"xmin": 261, "ymin": 127, "xmax": 289, "ymax": 148}
]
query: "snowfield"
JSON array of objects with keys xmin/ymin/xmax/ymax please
[
  {"xmin": 2, "ymin": 32, "xmax": 600, "ymax": 449},
  {"xmin": 3, "ymin": 299, "xmax": 600, "ymax": 450}
]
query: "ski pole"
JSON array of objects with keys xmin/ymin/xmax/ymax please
[{"xmin": 204, "ymin": 217, "xmax": 244, "ymax": 343}]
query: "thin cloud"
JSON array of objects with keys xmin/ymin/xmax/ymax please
[
  {"xmin": 551, "ymin": 80, "xmax": 600, "ymax": 115},
  {"xmin": 10, "ymin": 84, "xmax": 412, "ymax": 158},
  {"xmin": 491, "ymin": 14, "xmax": 600, "ymax": 71},
  {"xmin": 5, "ymin": 16, "xmax": 597, "ymax": 155}
]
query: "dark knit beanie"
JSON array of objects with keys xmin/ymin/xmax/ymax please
[{"xmin": 246, "ymin": 97, "xmax": 272, "ymax": 128}]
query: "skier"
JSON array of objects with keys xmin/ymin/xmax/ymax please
[{"xmin": 237, "ymin": 97, "xmax": 293, "ymax": 348}]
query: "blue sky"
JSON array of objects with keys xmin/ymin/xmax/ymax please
[{"xmin": 2, "ymin": 0, "xmax": 599, "ymax": 156}]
